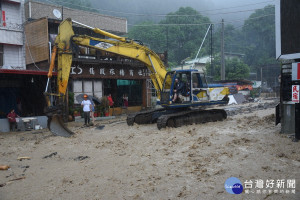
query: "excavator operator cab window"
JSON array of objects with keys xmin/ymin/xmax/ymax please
[
  {"xmin": 191, "ymin": 72, "xmax": 209, "ymax": 102},
  {"xmin": 200, "ymin": 73, "xmax": 208, "ymax": 88},
  {"xmin": 177, "ymin": 73, "xmax": 188, "ymax": 83},
  {"xmin": 192, "ymin": 72, "xmax": 208, "ymax": 89},
  {"xmin": 192, "ymin": 73, "xmax": 200, "ymax": 89}
]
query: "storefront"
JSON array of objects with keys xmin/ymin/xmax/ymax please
[
  {"xmin": 0, "ymin": 69, "xmax": 53, "ymax": 118},
  {"xmin": 70, "ymin": 60, "xmax": 150, "ymax": 109}
]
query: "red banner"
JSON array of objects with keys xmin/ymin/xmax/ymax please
[
  {"xmin": 292, "ymin": 85, "xmax": 299, "ymax": 103},
  {"xmin": 298, "ymin": 63, "xmax": 300, "ymax": 80},
  {"xmin": 2, "ymin": 11, "xmax": 6, "ymax": 27}
]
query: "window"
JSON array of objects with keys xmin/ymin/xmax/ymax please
[
  {"xmin": 117, "ymin": 79, "xmax": 143, "ymax": 106},
  {"xmin": 73, "ymin": 79, "xmax": 103, "ymax": 104},
  {"xmin": 200, "ymin": 73, "xmax": 208, "ymax": 88},
  {"xmin": 192, "ymin": 73, "xmax": 208, "ymax": 88}
]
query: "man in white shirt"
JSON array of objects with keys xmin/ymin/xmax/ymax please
[{"xmin": 81, "ymin": 94, "xmax": 92, "ymax": 126}]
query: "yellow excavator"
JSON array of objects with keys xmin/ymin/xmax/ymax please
[{"xmin": 45, "ymin": 18, "xmax": 229, "ymax": 137}]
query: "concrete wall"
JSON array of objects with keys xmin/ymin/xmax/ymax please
[
  {"xmin": 2, "ymin": 45, "xmax": 24, "ymax": 69},
  {"xmin": 281, "ymin": 104, "xmax": 295, "ymax": 134},
  {"xmin": 0, "ymin": 116, "xmax": 48, "ymax": 133},
  {"xmin": 0, "ymin": 30, "xmax": 23, "ymax": 45},
  {"xmin": 0, "ymin": 119, "xmax": 10, "ymax": 132},
  {"xmin": 25, "ymin": 0, "xmax": 127, "ymax": 34}
]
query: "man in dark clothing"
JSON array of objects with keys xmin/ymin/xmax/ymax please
[
  {"xmin": 172, "ymin": 78, "xmax": 184, "ymax": 103},
  {"xmin": 7, "ymin": 109, "xmax": 19, "ymax": 131}
]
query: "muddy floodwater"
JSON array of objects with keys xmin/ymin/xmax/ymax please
[{"xmin": 0, "ymin": 100, "xmax": 299, "ymax": 200}]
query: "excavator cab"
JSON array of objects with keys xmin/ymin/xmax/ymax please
[{"xmin": 160, "ymin": 70, "xmax": 228, "ymax": 108}]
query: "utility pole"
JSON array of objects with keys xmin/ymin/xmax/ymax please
[
  {"xmin": 166, "ymin": 26, "xmax": 169, "ymax": 52},
  {"xmin": 210, "ymin": 24, "xmax": 213, "ymax": 78},
  {"xmin": 221, "ymin": 19, "xmax": 225, "ymax": 80},
  {"xmin": 261, "ymin": 67, "xmax": 263, "ymax": 84}
]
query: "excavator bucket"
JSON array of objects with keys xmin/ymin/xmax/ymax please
[{"xmin": 48, "ymin": 114, "xmax": 74, "ymax": 137}]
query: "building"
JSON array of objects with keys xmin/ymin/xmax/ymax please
[
  {"xmin": 224, "ymin": 52, "xmax": 245, "ymax": 61},
  {"xmin": 0, "ymin": 0, "xmax": 25, "ymax": 70},
  {"xmin": 173, "ymin": 56, "xmax": 211, "ymax": 72},
  {"xmin": 23, "ymin": 0, "xmax": 153, "ymax": 115},
  {"xmin": 0, "ymin": 0, "xmax": 28, "ymax": 121},
  {"xmin": 174, "ymin": 52, "xmax": 244, "ymax": 72},
  {"xmin": 0, "ymin": 0, "xmax": 158, "ymax": 127}
]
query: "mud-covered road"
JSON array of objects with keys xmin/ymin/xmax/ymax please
[{"xmin": 0, "ymin": 100, "xmax": 299, "ymax": 200}]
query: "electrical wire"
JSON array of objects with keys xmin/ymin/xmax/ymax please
[
  {"xmin": 128, "ymin": 13, "xmax": 275, "ymax": 27},
  {"xmin": 41, "ymin": 0, "xmax": 275, "ymax": 29},
  {"xmin": 62, "ymin": 6, "xmax": 274, "ymax": 21},
  {"xmin": 221, "ymin": 13, "xmax": 274, "ymax": 24},
  {"xmin": 43, "ymin": 0, "xmax": 275, "ymax": 17},
  {"xmin": 58, "ymin": 7, "xmax": 274, "ymax": 29}
]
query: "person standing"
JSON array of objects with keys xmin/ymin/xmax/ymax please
[
  {"xmin": 107, "ymin": 94, "xmax": 114, "ymax": 116},
  {"xmin": 107, "ymin": 94, "xmax": 114, "ymax": 108},
  {"xmin": 123, "ymin": 94, "xmax": 128, "ymax": 107},
  {"xmin": 7, "ymin": 109, "xmax": 20, "ymax": 131},
  {"xmin": 81, "ymin": 94, "xmax": 92, "ymax": 126}
]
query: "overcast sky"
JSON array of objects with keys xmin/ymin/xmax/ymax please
[
  {"xmin": 91, "ymin": 0, "xmax": 275, "ymax": 27},
  {"xmin": 208, "ymin": 0, "xmax": 275, "ymax": 22}
]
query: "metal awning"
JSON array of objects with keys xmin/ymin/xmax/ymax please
[{"xmin": 0, "ymin": 69, "xmax": 57, "ymax": 76}]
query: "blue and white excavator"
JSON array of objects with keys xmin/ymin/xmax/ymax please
[{"xmin": 45, "ymin": 18, "xmax": 229, "ymax": 136}]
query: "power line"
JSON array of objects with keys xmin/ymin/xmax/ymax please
[
  {"xmin": 198, "ymin": 6, "xmax": 274, "ymax": 17},
  {"xmin": 223, "ymin": 13, "xmax": 274, "ymax": 24},
  {"xmin": 43, "ymin": 0, "xmax": 274, "ymax": 17},
  {"xmin": 128, "ymin": 13, "xmax": 275, "ymax": 27},
  {"xmin": 54, "ymin": 8, "xmax": 274, "ymax": 28},
  {"xmin": 42, "ymin": 0, "xmax": 275, "ymax": 29},
  {"xmin": 199, "ymin": 0, "xmax": 275, "ymax": 13}
]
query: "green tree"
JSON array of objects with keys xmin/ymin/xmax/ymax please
[
  {"xmin": 206, "ymin": 56, "xmax": 250, "ymax": 81},
  {"xmin": 161, "ymin": 7, "xmax": 211, "ymax": 65},
  {"xmin": 213, "ymin": 24, "xmax": 244, "ymax": 55},
  {"xmin": 128, "ymin": 7, "xmax": 211, "ymax": 65},
  {"xmin": 242, "ymin": 5, "xmax": 276, "ymax": 67},
  {"xmin": 128, "ymin": 21, "xmax": 166, "ymax": 53}
]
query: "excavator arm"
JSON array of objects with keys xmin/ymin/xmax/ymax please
[
  {"xmin": 48, "ymin": 18, "xmax": 167, "ymax": 99},
  {"xmin": 70, "ymin": 19, "xmax": 168, "ymax": 98},
  {"xmin": 71, "ymin": 34, "xmax": 167, "ymax": 98},
  {"xmin": 44, "ymin": 19, "xmax": 75, "ymax": 137},
  {"xmin": 47, "ymin": 19, "xmax": 74, "ymax": 98}
]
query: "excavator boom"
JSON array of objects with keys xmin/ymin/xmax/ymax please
[{"xmin": 45, "ymin": 19, "xmax": 75, "ymax": 137}]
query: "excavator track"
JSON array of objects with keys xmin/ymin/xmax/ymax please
[
  {"xmin": 157, "ymin": 108, "xmax": 227, "ymax": 130},
  {"xmin": 127, "ymin": 108, "xmax": 166, "ymax": 125}
]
